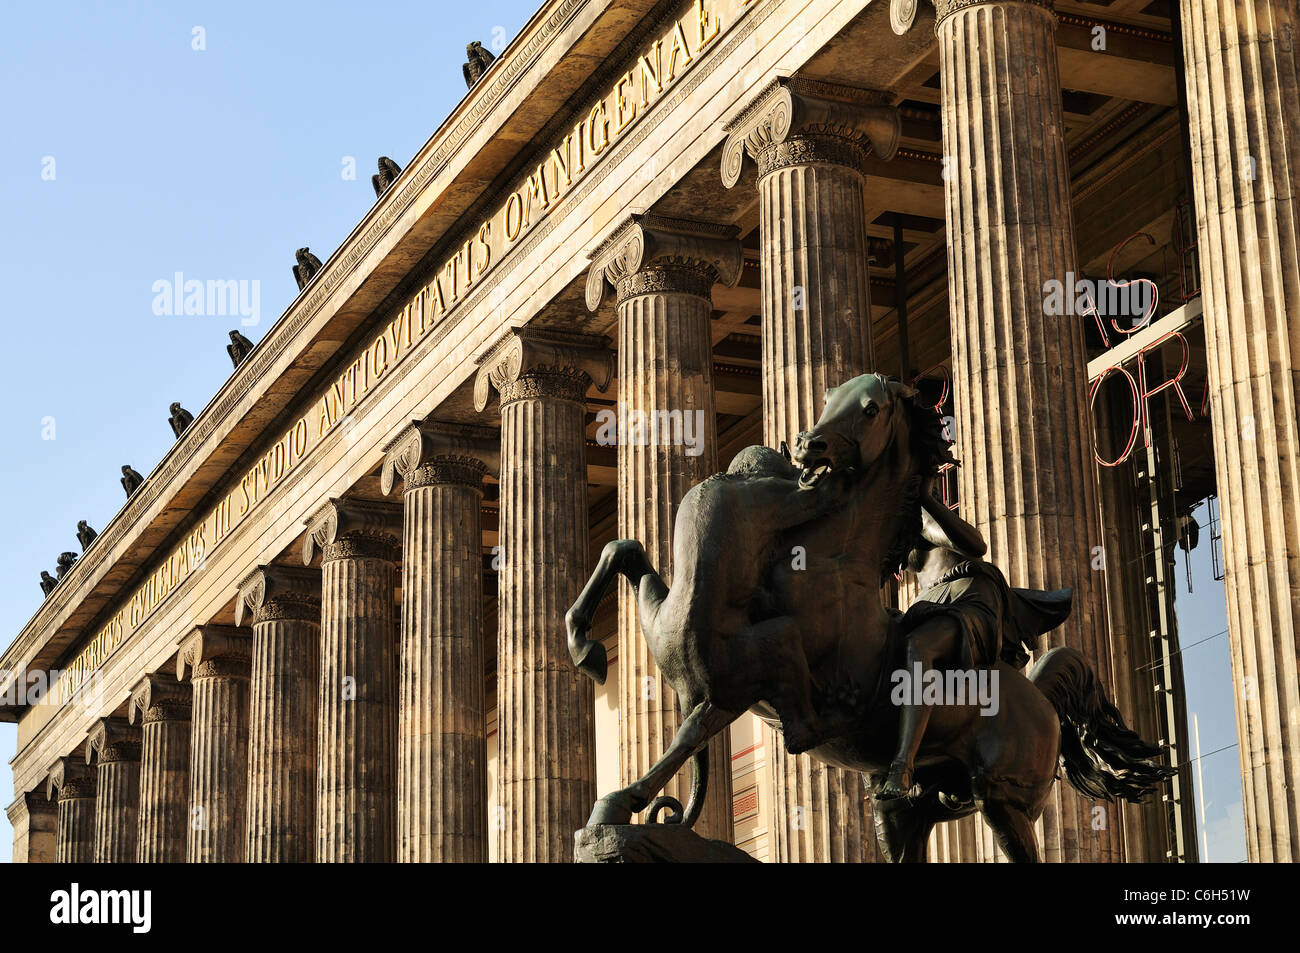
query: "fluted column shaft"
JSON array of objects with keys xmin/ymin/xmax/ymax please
[
  {"xmin": 238, "ymin": 565, "xmax": 321, "ymax": 864},
  {"xmin": 56, "ymin": 795, "xmax": 96, "ymax": 863},
  {"xmin": 306, "ymin": 499, "xmax": 402, "ymax": 863},
  {"xmin": 1179, "ymin": 0, "xmax": 1300, "ymax": 861},
  {"xmin": 399, "ymin": 464, "xmax": 488, "ymax": 862},
  {"xmin": 759, "ymin": 158, "xmax": 874, "ymax": 445},
  {"xmin": 937, "ymin": 0, "xmax": 1117, "ymax": 861},
  {"xmin": 615, "ymin": 268, "xmax": 733, "ymax": 840},
  {"xmin": 49, "ymin": 759, "xmax": 96, "ymax": 863},
  {"xmin": 131, "ymin": 676, "xmax": 191, "ymax": 863},
  {"xmin": 476, "ymin": 328, "xmax": 611, "ymax": 862},
  {"xmin": 180, "ymin": 626, "xmax": 252, "ymax": 863},
  {"xmin": 87, "ymin": 718, "xmax": 141, "ymax": 864},
  {"xmin": 92, "ymin": 761, "xmax": 139, "ymax": 863},
  {"xmin": 499, "ymin": 373, "xmax": 597, "ymax": 861}
]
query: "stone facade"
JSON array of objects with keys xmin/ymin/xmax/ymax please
[{"xmin": 3, "ymin": 0, "xmax": 1292, "ymax": 864}]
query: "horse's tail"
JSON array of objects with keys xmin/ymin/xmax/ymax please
[
  {"xmin": 1030, "ymin": 646, "xmax": 1176, "ymax": 802},
  {"xmin": 645, "ymin": 748, "xmax": 708, "ymax": 829}
]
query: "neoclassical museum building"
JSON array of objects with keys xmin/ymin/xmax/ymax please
[{"xmin": 4, "ymin": 0, "xmax": 1296, "ymax": 863}]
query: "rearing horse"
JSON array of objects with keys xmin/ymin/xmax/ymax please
[{"xmin": 565, "ymin": 373, "xmax": 1171, "ymax": 861}]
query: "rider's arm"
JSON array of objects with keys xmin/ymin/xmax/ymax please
[{"xmin": 919, "ymin": 477, "xmax": 987, "ymax": 558}]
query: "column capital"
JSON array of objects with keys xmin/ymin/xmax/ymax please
[
  {"xmin": 931, "ymin": 0, "xmax": 1054, "ymax": 26},
  {"xmin": 302, "ymin": 498, "xmax": 402, "ymax": 565},
  {"xmin": 47, "ymin": 756, "xmax": 97, "ymax": 801},
  {"xmin": 86, "ymin": 717, "xmax": 141, "ymax": 765},
  {"xmin": 7, "ymin": 789, "xmax": 57, "ymax": 824},
  {"xmin": 473, "ymin": 327, "xmax": 613, "ymax": 412},
  {"xmin": 235, "ymin": 564, "xmax": 321, "ymax": 626},
  {"xmin": 380, "ymin": 420, "xmax": 499, "ymax": 495},
  {"xmin": 129, "ymin": 673, "xmax": 192, "ymax": 726},
  {"xmin": 586, "ymin": 214, "xmax": 743, "ymax": 310},
  {"xmin": 721, "ymin": 77, "xmax": 900, "ymax": 188},
  {"xmin": 177, "ymin": 624, "xmax": 253, "ymax": 681}
]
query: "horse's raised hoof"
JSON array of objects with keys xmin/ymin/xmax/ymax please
[
  {"xmin": 571, "ymin": 639, "xmax": 608, "ymax": 684},
  {"xmin": 587, "ymin": 790, "xmax": 639, "ymax": 826}
]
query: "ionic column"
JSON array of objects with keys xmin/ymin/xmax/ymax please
[
  {"xmin": 935, "ymin": 0, "xmax": 1118, "ymax": 861},
  {"xmin": 1179, "ymin": 0, "xmax": 1300, "ymax": 862},
  {"xmin": 722, "ymin": 77, "xmax": 899, "ymax": 445},
  {"xmin": 722, "ymin": 76, "xmax": 899, "ymax": 863},
  {"xmin": 303, "ymin": 498, "xmax": 403, "ymax": 863},
  {"xmin": 587, "ymin": 214, "xmax": 742, "ymax": 841},
  {"xmin": 178, "ymin": 624, "xmax": 252, "ymax": 862},
  {"xmin": 47, "ymin": 757, "xmax": 96, "ymax": 863},
  {"xmin": 6, "ymin": 791, "xmax": 57, "ymax": 863},
  {"xmin": 130, "ymin": 674, "xmax": 192, "ymax": 862},
  {"xmin": 475, "ymin": 327, "xmax": 613, "ymax": 862},
  {"xmin": 236, "ymin": 565, "xmax": 321, "ymax": 863},
  {"xmin": 86, "ymin": 717, "xmax": 141, "ymax": 863},
  {"xmin": 382, "ymin": 420, "xmax": 498, "ymax": 862}
]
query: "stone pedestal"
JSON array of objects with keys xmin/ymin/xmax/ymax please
[
  {"xmin": 935, "ymin": 0, "xmax": 1118, "ymax": 861},
  {"xmin": 47, "ymin": 757, "xmax": 96, "ymax": 863},
  {"xmin": 86, "ymin": 717, "xmax": 141, "ymax": 864},
  {"xmin": 475, "ymin": 327, "xmax": 613, "ymax": 862},
  {"xmin": 1179, "ymin": 0, "xmax": 1300, "ymax": 863},
  {"xmin": 722, "ymin": 77, "xmax": 899, "ymax": 862},
  {"xmin": 130, "ymin": 674, "xmax": 192, "ymax": 863},
  {"xmin": 304, "ymin": 498, "xmax": 403, "ymax": 863},
  {"xmin": 382, "ymin": 421, "xmax": 498, "ymax": 862},
  {"xmin": 7, "ymin": 791, "xmax": 57, "ymax": 863},
  {"xmin": 574, "ymin": 824, "xmax": 758, "ymax": 863},
  {"xmin": 237, "ymin": 565, "xmax": 322, "ymax": 863},
  {"xmin": 178, "ymin": 624, "xmax": 252, "ymax": 862},
  {"xmin": 587, "ymin": 215, "xmax": 742, "ymax": 842}
]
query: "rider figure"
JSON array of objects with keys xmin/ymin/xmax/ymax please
[{"xmin": 879, "ymin": 474, "xmax": 1060, "ymax": 799}]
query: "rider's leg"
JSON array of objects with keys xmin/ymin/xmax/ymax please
[{"xmin": 881, "ymin": 616, "xmax": 960, "ymax": 798}]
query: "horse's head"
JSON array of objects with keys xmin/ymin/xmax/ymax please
[{"xmin": 792, "ymin": 373, "xmax": 918, "ymax": 488}]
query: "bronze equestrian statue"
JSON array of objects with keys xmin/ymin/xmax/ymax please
[{"xmin": 566, "ymin": 372, "xmax": 1172, "ymax": 862}]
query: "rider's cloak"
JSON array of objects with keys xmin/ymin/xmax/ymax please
[{"xmin": 901, "ymin": 559, "xmax": 1073, "ymax": 670}]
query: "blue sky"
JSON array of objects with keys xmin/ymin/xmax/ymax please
[
  {"xmin": 0, "ymin": 0, "xmax": 540, "ymax": 862},
  {"xmin": 0, "ymin": 0, "xmax": 1244, "ymax": 864}
]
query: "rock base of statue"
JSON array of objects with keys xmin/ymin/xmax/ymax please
[{"xmin": 574, "ymin": 823, "xmax": 759, "ymax": 863}]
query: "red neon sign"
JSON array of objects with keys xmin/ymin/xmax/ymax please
[{"xmin": 1088, "ymin": 330, "xmax": 1197, "ymax": 467}]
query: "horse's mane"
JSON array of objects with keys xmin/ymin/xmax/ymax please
[{"xmin": 879, "ymin": 389, "xmax": 959, "ymax": 582}]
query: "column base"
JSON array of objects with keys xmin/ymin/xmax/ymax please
[{"xmin": 574, "ymin": 824, "xmax": 758, "ymax": 863}]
